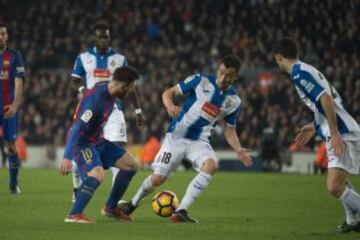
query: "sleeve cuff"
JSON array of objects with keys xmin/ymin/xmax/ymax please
[
  {"xmin": 177, "ymin": 84, "xmax": 184, "ymax": 95},
  {"xmin": 71, "ymin": 73, "xmax": 82, "ymax": 78},
  {"xmin": 315, "ymin": 89, "xmax": 326, "ymax": 101}
]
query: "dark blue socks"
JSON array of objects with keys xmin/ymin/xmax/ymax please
[
  {"xmin": 70, "ymin": 176, "xmax": 101, "ymax": 215},
  {"xmin": 8, "ymin": 153, "xmax": 19, "ymax": 190},
  {"xmin": 106, "ymin": 170, "xmax": 136, "ymax": 209}
]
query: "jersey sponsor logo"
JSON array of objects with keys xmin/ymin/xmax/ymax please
[
  {"xmin": 300, "ymin": 79, "xmax": 315, "ymax": 93},
  {"xmin": 184, "ymin": 75, "xmax": 196, "ymax": 84},
  {"xmin": 201, "ymin": 102, "xmax": 220, "ymax": 118},
  {"xmin": 0, "ymin": 70, "xmax": 9, "ymax": 80},
  {"xmin": 93, "ymin": 69, "xmax": 110, "ymax": 79},
  {"xmin": 81, "ymin": 110, "xmax": 93, "ymax": 123}
]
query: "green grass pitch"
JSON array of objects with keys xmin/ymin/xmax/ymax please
[{"xmin": 0, "ymin": 169, "xmax": 359, "ymax": 240}]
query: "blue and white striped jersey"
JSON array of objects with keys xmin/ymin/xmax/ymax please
[
  {"xmin": 168, "ymin": 73, "xmax": 241, "ymax": 142},
  {"xmin": 291, "ymin": 61, "xmax": 360, "ymax": 140},
  {"xmin": 72, "ymin": 47, "xmax": 127, "ymax": 89}
]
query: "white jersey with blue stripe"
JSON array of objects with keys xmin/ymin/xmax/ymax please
[
  {"xmin": 168, "ymin": 73, "xmax": 241, "ymax": 142},
  {"xmin": 71, "ymin": 47, "xmax": 127, "ymax": 89},
  {"xmin": 291, "ymin": 61, "xmax": 360, "ymax": 140}
]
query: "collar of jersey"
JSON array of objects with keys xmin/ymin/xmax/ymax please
[{"xmin": 92, "ymin": 47, "xmax": 113, "ymax": 57}]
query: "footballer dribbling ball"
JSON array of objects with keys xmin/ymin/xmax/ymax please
[{"xmin": 152, "ymin": 191, "xmax": 179, "ymax": 217}]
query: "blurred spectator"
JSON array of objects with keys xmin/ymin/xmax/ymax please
[
  {"xmin": 0, "ymin": 0, "xmax": 358, "ymax": 152},
  {"xmin": 258, "ymin": 127, "xmax": 281, "ymax": 172}
]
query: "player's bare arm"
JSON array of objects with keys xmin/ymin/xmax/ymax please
[
  {"xmin": 71, "ymin": 76, "xmax": 85, "ymax": 93},
  {"xmin": 319, "ymin": 93, "xmax": 345, "ymax": 157},
  {"xmin": 162, "ymin": 85, "xmax": 181, "ymax": 117},
  {"xmin": 224, "ymin": 124, "xmax": 252, "ymax": 167},
  {"xmin": 129, "ymin": 85, "xmax": 145, "ymax": 128},
  {"xmin": 294, "ymin": 122, "xmax": 316, "ymax": 147},
  {"xmin": 4, "ymin": 77, "xmax": 23, "ymax": 118}
]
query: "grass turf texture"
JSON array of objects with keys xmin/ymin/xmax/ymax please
[{"xmin": 0, "ymin": 169, "xmax": 359, "ymax": 240}]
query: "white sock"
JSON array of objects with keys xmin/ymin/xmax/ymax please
[
  {"xmin": 177, "ymin": 172, "xmax": 212, "ymax": 211},
  {"xmin": 342, "ymin": 181, "xmax": 359, "ymax": 225},
  {"xmin": 72, "ymin": 162, "xmax": 81, "ymax": 188},
  {"xmin": 110, "ymin": 167, "xmax": 120, "ymax": 186},
  {"xmin": 131, "ymin": 175, "xmax": 155, "ymax": 206},
  {"xmin": 340, "ymin": 186, "xmax": 360, "ymax": 224}
]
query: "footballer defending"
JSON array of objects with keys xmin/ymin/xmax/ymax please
[
  {"xmin": 120, "ymin": 55, "xmax": 252, "ymax": 223},
  {"xmin": 274, "ymin": 38, "xmax": 360, "ymax": 232}
]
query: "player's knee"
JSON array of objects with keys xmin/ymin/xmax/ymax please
[
  {"xmin": 327, "ymin": 181, "xmax": 345, "ymax": 198},
  {"xmin": 200, "ymin": 159, "xmax": 218, "ymax": 175},
  {"xmin": 88, "ymin": 167, "xmax": 105, "ymax": 183},
  {"xmin": 151, "ymin": 174, "xmax": 166, "ymax": 187},
  {"xmin": 5, "ymin": 142, "xmax": 17, "ymax": 154}
]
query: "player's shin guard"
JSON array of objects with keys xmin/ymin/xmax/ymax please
[
  {"xmin": 177, "ymin": 171, "xmax": 212, "ymax": 211},
  {"xmin": 106, "ymin": 170, "xmax": 136, "ymax": 209},
  {"xmin": 8, "ymin": 153, "xmax": 20, "ymax": 189},
  {"xmin": 131, "ymin": 175, "xmax": 155, "ymax": 206},
  {"xmin": 340, "ymin": 186, "xmax": 360, "ymax": 216},
  {"xmin": 70, "ymin": 176, "xmax": 101, "ymax": 215}
]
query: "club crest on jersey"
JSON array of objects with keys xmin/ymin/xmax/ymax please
[
  {"xmin": 201, "ymin": 102, "xmax": 219, "ymax": 120},
  {"xmin": 225, "ymin": 99, "xmax": 232, "ymax": 108},
  {"xmin": 81, "ymin": 110, "xmax": 93, "ymax": 123},
  {"xmin": 110, "ymin": 60, "xmax": 116, "ymax": 67}
]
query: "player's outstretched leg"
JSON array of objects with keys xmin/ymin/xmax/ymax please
[
  {"xmin": 328, "ymin": 169, "xmax": 360, "ymax": 232},
  {"xmin": 171, "ymin": 159, "xmax": 217, "ymax": 223},
  {"xmin": 120, "ymin": 174, "xmax": 166, "ymax": 216},
  {"xmin": 102, "ymin": 152, "xmax": 137, "ymax": 221},
  {"xmin": 71, "ymin": 162, "xmax": 82, "ymax": 203},
  {"xmin": 6, "ymin": 142, "xmax": 21, "ymax": 194},
  {"xmin": 65, "ymin": 166, "xmax": 104, "ymax": 224}
]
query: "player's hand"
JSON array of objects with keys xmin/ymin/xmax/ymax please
[
  {"xmin": 166, "ymin": 104, "xmax": 181, "ymax": 118},
  {"xmin": 4, "ymin": 104, "xmax": 18, "ymax": 118},
  {"xmin": 331, "ymin": 130, "xmax": 345, "ymax": 157},
  {"xmin": 294, "ymin": 123, "xmax": 316, "ymax": 147},
  {"xmin": 59, "ymin": 159, "xmax": 72, "ymax": 176},
  {"xmin": 237, "ymin": 148, "xmax": 252, "ymax": 167},
  {"xmin": 136, "ymin": 113, "xmax": 146, "ymax": 129}
]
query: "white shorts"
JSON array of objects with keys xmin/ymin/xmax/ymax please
[
  {"xmin": 326, "ymin": 139, "xmax": 360, "ymax": 175},
  {"xmin": 103, "ymin": 106, "xmax": 127, "ymax": 142},
  {"xmin": 151, "ymin": 133, "xmax": 217, "ymax": 177}
]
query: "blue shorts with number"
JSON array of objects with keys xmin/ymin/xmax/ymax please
[
  {"xmin": 73, "ymin": 140, "xmax": 126, "ymax": 179},
  {"xmin": 0, "ymin": 114, "xmax": 18, "ymax": 142}
]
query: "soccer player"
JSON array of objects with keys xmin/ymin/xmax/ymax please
[
  {"xmin": 120, "ymin": 55, "xmax": 253, "ymax": 223},
  {"xmin": 274, "ymin": 38, "xmax": 360, "ymax": 232},
  {"xmin": 59, "ymin": 66, "xmax": 139, "ymax": 223},
  {"xmin": 0, "ymin": 23, "xmax": 25, "ymax": 194},
  {"xmin": 70, "ymin": 21, "xmax": 145, "ymax": 201}
]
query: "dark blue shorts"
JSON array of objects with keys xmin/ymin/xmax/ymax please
[
  {"xmin": 73, "ymin": 140, "xmax": 126, "ymax": 179},
  {"xmin": 0, "ymin": 114, "xmax": 18, "ymax": 142}
]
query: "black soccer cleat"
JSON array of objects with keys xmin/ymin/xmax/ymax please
[
  {"xmin": 170, "ymin": 209, "xmax": 198, "ymax": 223},
  {"xmin": 337, "ymin": 221, "xmax": 360, "ymax": 233},
  {"xmin": 119, "ymin": 201, "xmax": 137, "ymax": 215}
]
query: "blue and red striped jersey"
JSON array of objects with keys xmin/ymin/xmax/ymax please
[
  {"xmin": 0, "ymin": 48, "xmax": 25, "ymax": 113},
  {"xmin": 63, "ymin": 82, "xmax": 115, "ymax": 159}
]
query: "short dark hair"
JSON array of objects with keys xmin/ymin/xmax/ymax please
[
  {"xmin": 275, "ymin": 37, "xmax": 298, "ymax": 59},
  {"xmin": 220, "ymin": 55, "xmax": 241, "ymax": 72},
  {"xmin": 113, "ymin": 66, "xmax": 139, "ymax": 84},
  {"xmin": 0, "ymin": 23, "xmax": 6, "ymax": 29},
  {"xmin": 93, "ymin": 21, "xmax": 110, "ymax": 33}
]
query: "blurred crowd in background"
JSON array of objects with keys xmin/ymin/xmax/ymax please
[{"xmin": 1, "ymin": 0, "xmax": 359, "ymax": 153}]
